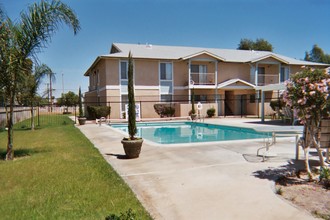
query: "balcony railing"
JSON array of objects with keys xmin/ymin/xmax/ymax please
[
  {"xmin": 254, "ymin": 74, "xmax": 279, "ymax": 86},
  {"xmin": 88, "ymin": 85, "xmax": 98, "ymax": 91},
  {"xmin": 190, "ymin": 73, "xmax": 215, "ymax": 85}
]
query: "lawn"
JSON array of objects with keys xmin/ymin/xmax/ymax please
[{"xmin": 0, "ymin": 115, "xmax": 151, "ymax": 219}]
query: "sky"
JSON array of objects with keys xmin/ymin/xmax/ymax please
[{"xmin": 2, "ymin": 0, "xmax": 330, "ymax": 98}]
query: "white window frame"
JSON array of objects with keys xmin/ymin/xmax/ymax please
[
  {"xmin": 119, "ymin": 60, "xmax": 129, "ymax": 114},
  {"xmin": 159, "ymin": 62, "xmax": 173, "ymax": 102}
]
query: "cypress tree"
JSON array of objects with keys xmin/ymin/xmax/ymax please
[
  {"xmin": 127, "ymin": 51, "xmax": 137, "ymax": 139},
  {"xmin": 78, "ymin": 87, "xmax": 83, "ymax": 117}
]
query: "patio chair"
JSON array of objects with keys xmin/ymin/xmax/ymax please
[{"xmin": 281, "ymin": 107, "xmax": 294, "ymax": 124}]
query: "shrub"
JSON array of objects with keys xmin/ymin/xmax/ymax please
[
  {"xmin": 154, "ymin": 104, "xmax": 175, "ymax": 118},
  {"xmin": 270, "ymin": 99, "xmax": 285, "ymax": 111},
  {"xmin": 206, "ymin": 108, "xmax": 215, "ymax": 118},
  {"xmin": 105, "ymin": 208, "xmax": 137, "ymax": 220},
  {"xmin": 319, "ymin": 167, "xmax": 330, "ymax": 189},
  {"xmin": 87, "ymin": 106, "xmax": 111, "ymax": 120}
]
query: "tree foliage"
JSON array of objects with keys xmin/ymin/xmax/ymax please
[
  {"xmin": 238, "ymin": 38, "xmax": 273, "ymax": 52},
  {"xmin": 283, "ymin": 68, "xmax": 330, "ymax": 174},
  {"xmin": 0, "ymin": 0, "xmax": 80, "ymax": 160},
  {"xmin": 57, "ymin": 91, "xmax": 78, "ymax": 107},
  {"xmin": 304, "ymin": 44, "xmax": 330, "ymax": 64},
  {"xmin": 283, "ymin": 68, "xmax": 330, "ymax": 124}
]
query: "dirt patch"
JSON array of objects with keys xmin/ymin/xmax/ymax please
[{"xmin": 276, "ymin": 173, "xmax": 330, "ymax": 219}]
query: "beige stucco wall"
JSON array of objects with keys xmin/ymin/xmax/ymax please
[
  {"xmin": 219, "ymin": 63, "xmax": 250, "ymax": 82},
  {"xmin": 174, "ymin": 61, "xmax": 189, "ymax": 86},
  {"xmin": 105, "ymin": 59, "xmax": 119, "ymax": 85},
  {"xmin": 98, "ymin": 60, "xmax": 106, "ymax": 87},
  {"xmin": 135, "ymin": 89, "xmax": 159, "ymax": 118},
  {"xmin": 135, "ymin": 59, "xmax": 159, "ymax": 86},
  {"xmin": 84, "ymin": 91, "xmax": 98, "ymax": 103},
  {"xmin": 135, "ymin": 89, "xmax": 159, "ymax": 101}
]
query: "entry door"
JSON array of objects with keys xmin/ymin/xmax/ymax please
[
  {"xmin": 199, "ymin": 65, "xmax": 207, "ymax": 84},
  {"xmin": 258, "ymin": 67, "xmax": 265, "ymax": 86},
  {"xmin": 225, "ymin": 91, "xmax": 234, "ymax": 116},
  {"xmin": 235, "ymin": 95, "xmax": 247, "ymax": 115}
]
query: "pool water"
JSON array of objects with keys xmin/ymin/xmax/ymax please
[{"xmin": 111, "ymin": 122, "xmax": 271, "ymax": 144}]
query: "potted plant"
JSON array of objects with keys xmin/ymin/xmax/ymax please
[
  {"xmin": 207, "ymin": 107, "xmax": 216, "ymax": 118},
  {"xmin": 121, "ymin": 52, "xmax": 143, "ymax": 159},
  {"xmin": 77, "ymin": 87, "xmax": 86, "ymax": 125},
  {"xmin": 190, "ymin": 87, "xmax": 197, "ymax": 120}
]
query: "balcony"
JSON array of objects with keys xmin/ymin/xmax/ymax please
[
  {"xmin": 88, "ymin": 85, "xmax": 99, "ymax": 91},
  {"xmin": 254, "ymin": 74, "xmax": 280, "ymax": 86},
  {"xmin": 190, "ymin": 73, "xmax": 215, "ymax": 86}
]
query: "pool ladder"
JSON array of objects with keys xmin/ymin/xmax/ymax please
[{"xmin": 195, "ymin": 114, "xmax": 204, "ymax": 123}]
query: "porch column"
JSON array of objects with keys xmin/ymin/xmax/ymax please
[
  {"xmin": 278, "ymin": 63, "xmax": 281, "ymax": 83},
  {"xmin": 261, "ymin": 89, "xmax": 265, "ymax": 122},
  {"xmin": 215, "ymin": 60, "xmax": 218, "ymax": 104},
  {"xmin": 188, "ymin": 59, "xmax": 191, "ymax": 103},
  {"xmin": 255, "ymin": 63, "xmax": 258, "ymax": 86}
]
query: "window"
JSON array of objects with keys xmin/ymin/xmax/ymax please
[
  {"xmin": 120, "ymin": 61, "xmax": 128, "ymax": 79},
  {"xmin": 195, "ymin": 95, "xmax": 207, "ymax": 102},
  {"xmin": 160, "ymin": 63, "xmax": 172, "ymax": 80},
  {"xmin": 121, "ymin": 94, "xmax": 128, "ymax": 112},
  {"xmin": 280, "ymin": 67, "xmax": 289, "ymax": 82},
  {"xmin": 160, "ymin": 94, "xmax": 172, "ymax": 102},
  {"xmin": 258, "ymin": 67, "xmax": 265, "ymax": 74},
  {"xmin": 191, "ymin": 64, "xmax": 207, "ymax": 73},
  {"xmin": 191, "ymin": 64, "xmax": 207, "ymax": 84},
  {"xmin": 159, "ymin": 62, "xmax": 173, "ymax": 102}
]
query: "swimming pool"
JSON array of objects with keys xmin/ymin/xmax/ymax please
[{"xmin": 111, "ymin": 122, "xmax": 271, "ymax": 144}]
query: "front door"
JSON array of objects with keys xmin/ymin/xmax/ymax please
[{"xmin": 225, "ymin": 91, "xmax": 234, "ymax": 116}]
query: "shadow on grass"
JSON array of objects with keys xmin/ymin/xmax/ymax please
[
  {"xmin": 0, "ymin": 148, "xmax": 47, "ymax": 160},
  {"xmin": 252, "ymin": 159, "xmax": 321, "ymax": 182},
  {"xmin": 13, "ymin": 127, "xmax": 43, "ymax": 131}
]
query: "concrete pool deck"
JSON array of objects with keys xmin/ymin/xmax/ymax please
[{"xmin": 77, "ymin": 117, "xmax": 316, "ymax": 220}]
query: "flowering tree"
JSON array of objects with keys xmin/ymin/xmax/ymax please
[{"xmin": 283, "ymin": 68, "xmax": 330, "ymax": 175}]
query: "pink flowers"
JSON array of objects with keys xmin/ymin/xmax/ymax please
[{"xmin": 283, "ymin": 68, "xmax": 330, "ymax": 124}]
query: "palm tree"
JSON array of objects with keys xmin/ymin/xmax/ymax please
[
  {"xmin": 25, "ymin": 64, "xmax": 53, "ymax": 130},
  {"xmin": 0, "ymin": 0, "xmax": 80, "ymax": 160},
  {"xmin": 47, "ymin": 70, "xmax": 56, "ymax": 112}
]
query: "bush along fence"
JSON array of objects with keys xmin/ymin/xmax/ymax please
[
  {"xmin": 83, "ymin": 95, "xmax": 286, "ymax": 120},
  {"xmin": 0, "ymin": 94, "xmax": 288, "ymax": 129}
]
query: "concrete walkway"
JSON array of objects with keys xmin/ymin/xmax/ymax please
[{"xmin": 77, "ymin": 118, "xmax": 315, "ymax": 220}]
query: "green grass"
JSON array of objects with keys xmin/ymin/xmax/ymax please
[{"xmin": 0, "ymin": 115, "xmax": 151, "ymax": 220}]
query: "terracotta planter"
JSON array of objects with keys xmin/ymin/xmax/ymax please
[
  {"xmin": 121, "ymin": 138, "xmax": 143, "ymax": 159},
  {"xmin": 78, "ymin": 117, "xmax": 86, "ymax": 125}
]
